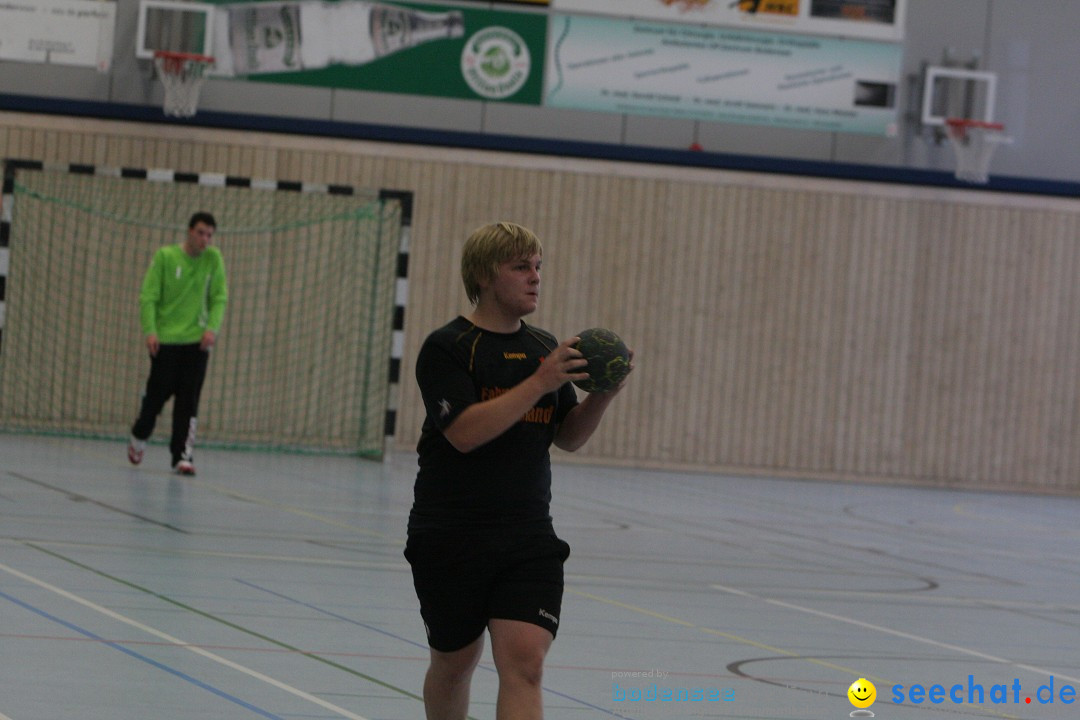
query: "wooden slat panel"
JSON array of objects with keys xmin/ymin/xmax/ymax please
[{"xmin": 3, "ymin": 111, "xmax": 1079, "ymax": 493}]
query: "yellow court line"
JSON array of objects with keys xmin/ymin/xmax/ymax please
[
  {"xmin": 189, "ymin": 479, "xmax": 392, "ymax": 539},
  {"xmin": 57, "ymin": 438, "xmax": 394, "ymax": 541},
  {"xmin": 566, "ymin": 588, "xmax": 876, "ymax": 682},
  {"xmin": 952, "ymin": 502, "xmax": 1080, "ymax": 538},
  {"xmin": 568, "ymin": 585, "xmax": 1034, "ymax": 720}
]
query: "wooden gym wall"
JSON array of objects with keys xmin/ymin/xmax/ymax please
[{"xmin": 2, "ymin": 112, "xmax": 1078, "ymax": 494}]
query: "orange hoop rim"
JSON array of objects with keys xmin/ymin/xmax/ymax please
[
  {"xmin": 153, "ymin": 50, "xmax": 215, "ymax": 64},
  {"xmin": 153, "ymin": 50, "xmax": 215, "ymax": 73},
  {"xmin": 945, "ymin": 117, "xmax": 1005, "ymax": 132}
]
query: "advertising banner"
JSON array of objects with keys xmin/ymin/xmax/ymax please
[
  {"xmin": 545, "ymin": 13, "xmax": 902, "ymax": 135},
  {"xmin": 0, "ymin": 0, "xmax": 116, "ymax": 70},
  {"xmin": 455, "ymin": 0, "xmax": 548, "ymax": 4},
  {"xmin": 208, "ymin": 0, "xmax": 546, "ymax": 104},
  {"xmin": 551, "ymin": 0, "xmax": 906, "ymax": 42}
]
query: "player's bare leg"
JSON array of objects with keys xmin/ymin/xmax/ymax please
[
  {"xmin": 424, "ymin": 634, "xmax": 484, "ymax": 720},
  {"xmin": 489, "ymin": 619, "xmax": 553, "ymax": 720}
]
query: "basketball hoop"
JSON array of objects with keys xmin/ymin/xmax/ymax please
[
  {"xmin": 944, "ymin": 118, "xmax": 1011, "ymax": 184},
  {"xmin": 153, "ymin": 50, "xmax": 214, "ymax": 118}
]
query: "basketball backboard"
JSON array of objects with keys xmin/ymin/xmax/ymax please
[
  {"xmin": 920, "ymin": 65, "xmax": 997, "ymax": 127},
  {"xmin": 135, "ymin": 0, "xmax": 214, "ymax": 60}
]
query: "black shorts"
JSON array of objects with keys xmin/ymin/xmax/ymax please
[{"xmin": 404, "ymin": 533, "xmax": 571, "ymax": 653}]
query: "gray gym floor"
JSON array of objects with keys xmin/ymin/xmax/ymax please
[{"xmin": 2, "ymin": 433, "xmax": 1077, "ymax": 719}]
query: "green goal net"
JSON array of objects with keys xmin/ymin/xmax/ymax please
[{"xmin": 0, "ymin": 164, "xmax": 404, "ymax": 457}]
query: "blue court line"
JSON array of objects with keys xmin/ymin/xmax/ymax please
[
  {"xmin": 235, "ymin": 579, "xmax": 430, "ymax": 651},
  {"xmin": 236, "ymin": 579, "xmax": 634, "ymax": 720},
  {"xmin": 0, "ymin": 588, "xmax": 286, "ymax": 720}
]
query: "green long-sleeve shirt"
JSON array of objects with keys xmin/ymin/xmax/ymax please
[{"xmin": 139, "ymin": 244, "xmax": 228, "ymax": 344}]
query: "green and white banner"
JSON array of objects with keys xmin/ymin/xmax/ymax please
[
  {"xmin": 208, "ymin": 0, "xmax": 546, "ymax": 104},
  {"xmin": 544, "ymin": 13, "xmax": 902, "ymax": 135}
]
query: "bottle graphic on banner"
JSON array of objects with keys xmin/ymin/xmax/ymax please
[{"xmin": 213, "ymin": 1, "xmax": 465, "ymax": 76}]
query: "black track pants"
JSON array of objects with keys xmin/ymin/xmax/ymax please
[{"xmin": 131, "ymin": 344, "xmax": 209, "ymax": 465}]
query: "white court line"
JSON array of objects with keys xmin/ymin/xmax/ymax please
[
  {"xmin": 712, "ymin": 583, "xmax": 1080, "ymax": 685},
  {"xmin": 0, "ymin": 561, "xmax": 371, "ymax": 720}
]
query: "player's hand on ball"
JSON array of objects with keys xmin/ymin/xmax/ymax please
[{"xmin": 536, "ymin": 337, "xmax": 590, "ymax": 392}]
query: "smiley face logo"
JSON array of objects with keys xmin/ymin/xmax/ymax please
[{"xmin": 848, "ymin": 678, "xmax": 877, "ymax": 709}]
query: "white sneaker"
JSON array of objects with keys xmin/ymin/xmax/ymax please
[
  {"xmin": 127, "ymin": 437, "xmax": 146, "ymax": 465},
  {"xmin": 173, "ymin": 456, "xmax": 195, "ymax": 476}
]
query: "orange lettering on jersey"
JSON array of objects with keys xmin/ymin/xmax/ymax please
[
  {"xmin": 522, "ymin": 406, "xmax": 555, "ymax": 424},
  {"xmin": 481, "ymin": 386, "xmax": 510, "ymax": 401}
]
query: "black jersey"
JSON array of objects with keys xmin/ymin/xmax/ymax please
[{"xmin": 408, "ymin": 317, "xmax": 579, "ymax": 535}]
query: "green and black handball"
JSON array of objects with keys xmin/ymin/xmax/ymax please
[{"xmin": 573, "ymin": 328, "xmax": 631, "ymax": 393}]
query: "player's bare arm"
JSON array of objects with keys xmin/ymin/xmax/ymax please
[{"xmin": 555, "ymin": 349, "xmax": 634, "ymax": 452}]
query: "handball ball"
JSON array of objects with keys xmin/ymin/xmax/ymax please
[{"xmin": 573, "ymin": 328, "xmax": 631, "ymax": 393}]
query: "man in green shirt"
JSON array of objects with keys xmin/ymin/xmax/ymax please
[{"xmin": 127, "ymin": 212, "xmax": 228, "ymax": 475}]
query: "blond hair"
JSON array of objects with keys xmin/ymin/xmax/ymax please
[{"xmin": 460, "ymin": 222, "xmax": 543, "ymax": 304}]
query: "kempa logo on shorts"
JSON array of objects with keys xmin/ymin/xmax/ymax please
[
  {"xmin": 461, "ymin": 26, "xmax": 530, "ymax": 100},
  {"xmin": 538, "ymin": 608, "xmax": 558, "ymax": 625}
]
